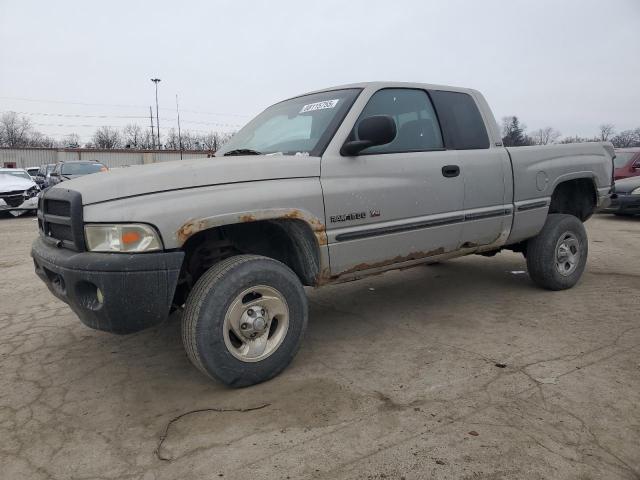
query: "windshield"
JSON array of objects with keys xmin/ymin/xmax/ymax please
[
  {"xmin": 614, "ymin": 152, "xmax": 636, "ymax": 168},
  {"xmin": 0, "ymin": 170, "xmax": 31, "ymax": 181},
  {"xmin": 216, "ymin": 88, "xmax": 360, "ymax": 156},
  {"xmin": 61, "ymin": 163, "xmax": 106, "ymax": 175}
]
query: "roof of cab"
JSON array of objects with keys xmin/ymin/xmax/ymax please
[{"xmin": 299, "ymin": 81, "xmax": 478, "ymax": 97}]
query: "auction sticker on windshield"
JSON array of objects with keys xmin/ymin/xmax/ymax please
[{"xmin": 300, "ymin": 99, "xmax": 339, "ymax": 113}]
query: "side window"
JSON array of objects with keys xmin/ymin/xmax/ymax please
[
  {"xmin": 354, "ymin": 89, "xmax": 443, "ymax": 154},
  {"xmin": 429, "ymin": 91, "xmax": 489, "ymax": 150}
]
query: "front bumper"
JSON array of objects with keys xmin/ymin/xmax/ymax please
[
  {"xmin": 601, "ymin": 193, "xmax": 640, "ymax": 215},
  {"xmin": 31, "ymin": 236, "xmax": 184, "ymax": 334},
  {"xmin": 0, "ymin": 195, "xmax": 38, "ymax": 212}
]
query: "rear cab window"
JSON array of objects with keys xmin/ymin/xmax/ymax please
[{"xmin": 428, "ymin": 90, "xmax": 490, "ymax": 150}]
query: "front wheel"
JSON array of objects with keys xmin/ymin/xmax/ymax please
[
  {"xmin": 526, "ymin": 214, "xmax": 588, "ymax": 291},
  {"xmin": 182, "ymin": 255, "xmax": 308, "ymax": 387}
]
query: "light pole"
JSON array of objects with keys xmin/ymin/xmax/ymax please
[
  {"xmin": 150, "ymin": 78, "xmax": 161, "ymax": 149},
  {"xmin": 176, "ymin": 94, "xmax": 183, "ymax": 160}
]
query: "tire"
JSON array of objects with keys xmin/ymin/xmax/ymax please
[
  {"xmin": 182, "ymin": 254, "xmax": 308, "ymax": 387},
  {"xmin": 526, "ymin": 214, "xmax": 588, "ymax": 291}
]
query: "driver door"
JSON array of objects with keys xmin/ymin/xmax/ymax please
[{"xmin": 320, "ymin": 88, "xmax": 464, "ymax": 276}]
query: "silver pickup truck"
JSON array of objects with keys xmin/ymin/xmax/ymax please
[{"xmin": 32, "ymin": 82, "xmax": 614, "ymax": 386}]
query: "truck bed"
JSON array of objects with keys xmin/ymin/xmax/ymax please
[
  {"xmin": 506, "ymin": 142, "xmax": 614, "ymax": 204},
  {"xmin": 505, "ymin": 142, "xmax": 614, "ymax": 244}
]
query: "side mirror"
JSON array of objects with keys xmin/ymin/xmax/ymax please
[
  {"xmin": 632, "ymin": 161, "xmax": 640, "ymax": 170},
  {"xmin": 341, "ymin": 115, "xmax": 397, "ymax": 156},
  {"xmin": 50, "ymin": 172, "xmax": 59, "ymax": 177}
]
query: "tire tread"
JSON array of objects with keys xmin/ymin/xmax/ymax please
[
  {"xmin": 526, "ymin": 214, "xmax": 588, "ymax": 291},
  {"xmin": 182, "ymin": 255, "xmax": 265, "ymax": 381}
]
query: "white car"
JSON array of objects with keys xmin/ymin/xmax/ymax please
[{"xmin": 0, "ymin": 168, "xmax": 40, "ymax": 217}]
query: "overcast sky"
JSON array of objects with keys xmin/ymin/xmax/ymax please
[{"xmin": 1, "ymin": 0, "xmax": 638, "ymax": 142}]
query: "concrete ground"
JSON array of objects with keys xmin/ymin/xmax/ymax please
[{"xmin": 1, "ymin": 214, "xmax": 639, "ymax": 480}]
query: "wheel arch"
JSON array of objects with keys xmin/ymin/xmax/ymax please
[
  {"xmin": 548, "ymin": 175, "xmax": 598, "ymax": 221},
  {"xmin": 174, "ymin": 209, "xmax": 327, "ymax": 304}
]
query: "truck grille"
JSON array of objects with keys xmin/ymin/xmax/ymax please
[
  {"xmin": 38, "ymin": 189, "xmax": 85, "ymax": 251},
  {"xmin": 45, "ymin": 199, "xmax": 71, "ymax": 216}
]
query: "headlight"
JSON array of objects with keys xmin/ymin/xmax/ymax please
[
  {"xmin": 24, "ymin": 186, "xmax": 40, "ymax": 198},
  {"xmin": 84, "ymin": 224, "xmax": 162, "ymax": 252},
  {"xmin": 632, "ymin": 187, "xmax": 640, "ymax": 195}
]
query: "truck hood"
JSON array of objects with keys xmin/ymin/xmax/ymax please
[{"xmin": 53, "ymin": 154, "xmax": 321, "ymax": 205}]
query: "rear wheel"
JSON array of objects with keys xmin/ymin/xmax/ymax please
[
  {"xmin": 526, "ymin": 214, "xmax": 588, "ymax": 291},
  {"xmin": 182, "ymin": 255, "xmax": 308, "ymax": 387}
]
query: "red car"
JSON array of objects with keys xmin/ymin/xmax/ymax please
[{"xmin": 614, "ymin": 148, "xmax": 640, "ymax": 180}]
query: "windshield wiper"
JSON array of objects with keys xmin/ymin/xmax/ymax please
[{"xmin": 223, "ymin": 148, "xmax": 262, "ymax": 156}]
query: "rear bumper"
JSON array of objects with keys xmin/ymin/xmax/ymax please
[{"xmin": 31, "ymin": 237, "xmax": 184, "ymax": 334}]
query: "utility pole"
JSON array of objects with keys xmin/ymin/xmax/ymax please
[
  {"xmin": 176, "ymin": 94, "xmax": 183, "ymax": 160},
  {"xmin": 150, "ymin": 78, "xmax": 161, "ymax": 148},
  {"xmin": 149, "ymin": 106, "xmax": 155, "ymax": 149}
]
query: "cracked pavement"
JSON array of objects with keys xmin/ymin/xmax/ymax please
[{"xmin": 1, "ymin": 214, "xmax": 639, "ymax": 480}]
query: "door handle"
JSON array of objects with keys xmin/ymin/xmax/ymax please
[{"xmin": 442, "ymin": 165, "xmax": 460, "ymax": 178}]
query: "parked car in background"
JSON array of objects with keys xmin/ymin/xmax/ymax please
[
  {"xmin": 602, "ymin": 175, "xmax": 640, "ymax": 216},
  {"xmin": 0, "ymin": 168, "xmax": 40, "ymax": 216},
  {"xmin": 613, "ymin": 148, "xmax": 640, "ymax": 180},
  {"xmin": 26, "ymin": 167, "xmax": 40, "ymax": 177},
  {"xmin": 48, "ymin": 160, "xmax": 108, "ymax": 187},
  {"xmin": 35, "ymin": 163, "xmax": 56, "ymax": 189}
]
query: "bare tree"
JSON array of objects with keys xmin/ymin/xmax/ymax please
[
  {"xmin": 163, "ymin": 129, "xmax": 209, "ymax": 150},
  {"xmin": 180, "ymin": 131, "xmax": 196, "ymax": 150},
  {"xmin": 122, "ymin": 124, "xmax": 144, "ymax": 148},
  {"xmin": 164, "ymin": 128, "xmax": 179, "ymax": 149},
  {"xmin": 559, "ymin": 135, "xmax": 585, "ymax": 144},
  {"xmin": 40, "ymin": 135, "xmax": 58, "ymax": 148},
  {"xmin": 530, "ymin": 126, "xmax": 561, "ymax": 145},
  {"xmin": 198, "ymin": 131, "xmax": 221, "ymax": 151},
  {"xmin": 62, "ymin": 133, "xmax": 81, "ymax": 148},
  {"xmin": 611, "ymin": 128, "xmax": 640, "ymax": 148},
  {"xmin": 598, "ymin": 124, "xmax": 615, "ymax": 141},
  {"xmin": 29, "ymin": 131, "xmax": 58, "ymax": 148},
  {"xmin": 140, "ymin": 129, "xmax": 155, "ymax": 149},
  {"xmin": 0, "ymin": 112, "xmax": 33, "ymax": 147},
  {"xmin": 143, "ymin": 128, "xmax": 234, "ymax": 151},
  {"xmin": 92, "ymin": 126, "xmax": 121, "ymax": 149}
]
